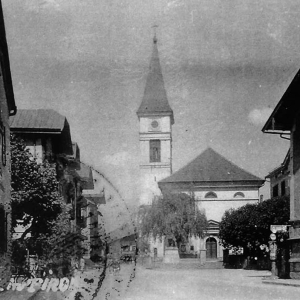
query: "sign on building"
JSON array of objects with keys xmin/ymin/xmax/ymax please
[{"xmin": 270, "ymin": 225, "xmax": 288, "ymax": 233}]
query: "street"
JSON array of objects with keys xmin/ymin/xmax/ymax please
[
  {"xmin": 1, "ymin": 261, "xmax": 300, "ymax": 299},
  {"xmin": 123, "ymin": 264, "xmax": 300, "ymax": 300},
  {"xmin": 0, "ymin": 262, "xmax": 136, "ymax": 300}
]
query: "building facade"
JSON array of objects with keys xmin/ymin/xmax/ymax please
[
  {"xmin": 265, "ymin": 150, "xmax": 290, "ymax": 198},
  {"xmin": 0, "ymin": 0, "xmax": 17, "ymax": 288},
  {"xmin": 136, "ymin": 36, "xmax": 264, "ymax": 261},
  {"xmin": 262, "ymin": 68, "xmax": 300, "ymax": 279},
  {"xmin": 9, "ymin": 109, "xmax": 94, "ymax": 253},
  {"xmin": 159, "ymin": 148, "xmax": 264, "ymax": 260},
  {"xmin": 81, "ymin": 193, "xmax": 106, "ymax": 260}
]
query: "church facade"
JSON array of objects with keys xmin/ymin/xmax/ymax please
[
  {"xmin": 136, "ymin": 36, "xmax": 264, "ymax": 261},
  {"xmin": 159, "ymin": 148, "xmax": 264, "ymax": 260}
]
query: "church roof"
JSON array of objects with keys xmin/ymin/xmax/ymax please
[
  {"xmin": 137, "ymin": 37, "xmax": 174, "ymax": 124},
  {"xmin": 159, "ymin": 148, "xmax": 264, "ymax": 185}
]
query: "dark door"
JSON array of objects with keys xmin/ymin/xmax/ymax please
[{"xmin": 206, "ymin": 237, "xmax": 217, "ymax": 259}]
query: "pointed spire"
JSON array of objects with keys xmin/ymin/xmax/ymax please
[{"xmin": 137, "ymin": 33, "xmax": 174, "ymax": 124}]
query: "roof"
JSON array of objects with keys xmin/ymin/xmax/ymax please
[
  {"xmin": 265, "ymin": 149, "xmax": 290, "ymax": 179},
  {"xmin": 10, "ymin": 109, "xmax": 73, "ymax": 155},
  {"xmin": 262, "ymin": 69, "xmax": 300, "ymax": 133},
  {"xmin": 120, "ymin": 233, "xmax": 136, "ymax": 246},
  {"xmin": 159, "ymin": 148, "xmax": 264, "ymax": 185},
  {"xmin": 137, "ymin": 37, "xmax": 174, "ymax": 124},
  {"xmin": 9, "ymin": 109, "xmax": 66, "ymax": 132},
  {"xmin": 84, "ymin": 194, "xmax": 106, "ymax": 205},
  {"xmin": 0, "ymin": 2, "xmax": 17, "ymax": 116}
]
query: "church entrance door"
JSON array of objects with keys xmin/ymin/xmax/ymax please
[{"xmin": 206, "ymin": 237, "xmax": 217, "ymax": 260}]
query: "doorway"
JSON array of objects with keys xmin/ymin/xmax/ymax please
[{"xmin": 206, "ymin": 237, "xmax": 217, "ymax": 260}]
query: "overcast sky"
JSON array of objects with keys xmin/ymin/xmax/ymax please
[{"xmin": 3, "ymin": 0, "xmax": 299, "ymax": 208}]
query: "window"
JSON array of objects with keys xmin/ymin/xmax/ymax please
[
  {"xmin": 168, "ymin": 239, "xmax": 176, "ymax": 247},
  {"xmin": 273, "ymin": 184, "xmax": 279, "ymax": 197},
  {"xmin": 150, "ymin": 140, "xmax": 161, "ymax": 162},
  {"xmin": 205, "ymin": 192, "xmax": 217, "ymax": 198},
  {"xmin": 281, "ymin": 181, "xmax": 286, "ymax": 196},
  {"xmin": 234, "ymin": 192, "xmax": 245, "ymax": 198}
]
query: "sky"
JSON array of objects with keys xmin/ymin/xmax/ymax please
[{"xmin": 2, "ymin": 0, "xmax": 300, "ymax": 209}]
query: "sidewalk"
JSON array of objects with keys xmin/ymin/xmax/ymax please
[{"xmin": 262, "ymin": 277, "xmax": 300, "ymax": 287}]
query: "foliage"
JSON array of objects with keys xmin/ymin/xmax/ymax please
[
  {"xmin": 139, "ymin": 192, "xmax": 208, "ymax": 246},
  {"xmin": 11, "ymin": 134, "xmax": 63, "ymax": 241},
  {"xmin": 219, "ymin": 196, "xmax": 289, "ymax": 254},
  {"xmin": 10, "ymin": 134, "xmax": 86, "ymax": 275},
  {"xmin": 36, "ymin": 205, "xmax": 87, "ymax": 276}
]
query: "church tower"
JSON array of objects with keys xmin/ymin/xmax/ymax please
[{"xmin": 137, "ymin": 35, "xmax": 174, "ymax": 205}]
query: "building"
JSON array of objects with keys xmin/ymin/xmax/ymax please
[
  {"xmin": 265, "ymin": 150, "xmax": 290, "ymax": 198},
  {"xmin": 81, "ymin": 193, "xmax": 106, "ymax": 260},
  {"xmin": 136, "ymin": 34, "xmax": 174, "ymax": 206},
  {"xmin": 262, "ymin": 68, "xmax": 300, "ymax": 279},
  {"xmin": 159, "ymin": 147, "xmax": 264, "ymax": 260},
  {"xmin": 136, "ymin": 35, "xmax": 264, "ymax": 261},
  {"xmin": 9, "ymin": 109, "xmax": 94, "ymax": 253},
  {"xmin": 0, "ymin": 0, "xmax": 17, "ymax": 287}
]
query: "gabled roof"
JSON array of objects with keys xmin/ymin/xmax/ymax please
[
  {"xmin": 0, "ymin": 2, "xmax": 17, "ymax": 116},
  {"xmin": 9, "ymin": 109, "xmax": 66, "ymax": 132},
  {"xmin": 159, "ymin": 148, "xmax": 264, "ymax": 185},
  {"xmin": 10, "ymin": 109, "xmax": 73, "ymax": 155},
  {"xmin": 137, "ymin": 37, "xmax": 174, "ymax": 124},
  {"xmin": 262, "ymin": 69, "xmax": 300, "ymax": 133}
]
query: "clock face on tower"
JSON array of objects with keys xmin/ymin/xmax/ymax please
[
  {"xmin": 149, "ymin": 119, "xmax": 161, "ymax": 131},
  {"xmin": 151, "ymin": 120, "xmax": 158, "ymax": 128}
]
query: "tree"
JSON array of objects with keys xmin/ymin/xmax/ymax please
[
  {"xmin": 11, "ymin": 134, "xmax": 63, "ymax": 243},
  {"xmin": 39, "ymin": 205, "xmax": 88, "ymax": 276},
  {"xmin": 10, "ymin": 135, "xmax": 90, "ymax": 276},
  {"xmin": 219, "ymin": 196, "xmax": 289, "ymax": 255},
  {"xmin": 139, "ymin": 192, "xmax": 208, "ymax": 247}
]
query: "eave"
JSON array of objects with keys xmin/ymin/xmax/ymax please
[
  {"xmin": 0, "ymin": 3, "xmax": 17, "ymax": 116},
  {"xmin": 262, "ymin": 69, "xmax": 300, "ymax": 134},
  {"xmin": 159, "ymin": 180, "xmax": 265, "ymax": 190},
  {"xmin": 10, "ymin": 128, "xmax": 62, "ymax": 134}
]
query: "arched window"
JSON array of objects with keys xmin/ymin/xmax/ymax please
[
  {"xmin": 234, "ymin": 192, "xmax": 245, "ymax": 198},
  {"xmin": 205, "ymin": 192, "xmax": 217, "ymax": 198}
]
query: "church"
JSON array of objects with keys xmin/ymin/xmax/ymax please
[{"xmin": 136, "ymin": 35, "xmax": 264, "ymax": 261}]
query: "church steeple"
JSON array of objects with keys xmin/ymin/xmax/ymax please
[
  {"xmin": 137, "ymin": 34, "xmax": 174, "ymax": 206},
  {"xmin": 137, "ymin": 36, "xmax": 174, "ymax": 124}
]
